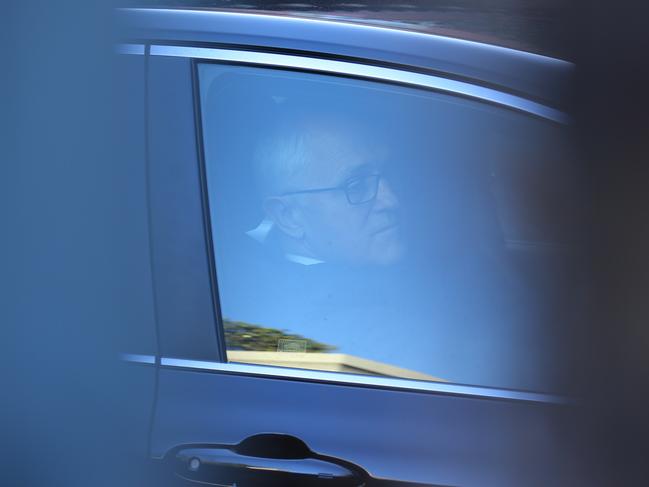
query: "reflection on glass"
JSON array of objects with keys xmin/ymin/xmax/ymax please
[{"xmin": 199, "ymin": 64, "xmax": 579, "ymax": 391}]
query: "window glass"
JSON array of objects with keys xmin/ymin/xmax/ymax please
[{"xmin": 198, "ymin": 62, "xmax": 580, "ymax": 391}]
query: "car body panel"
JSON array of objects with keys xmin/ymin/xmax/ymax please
[{"xmin": 118, "ymin": 8, "xmax": 571, "ymax": 106}]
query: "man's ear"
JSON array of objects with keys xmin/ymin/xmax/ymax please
[{"xmin": 263, "ymin": 196, "xmax": 305, "ymax": 239}]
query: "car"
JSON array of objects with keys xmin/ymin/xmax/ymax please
[{"xmin": 115, "ymin": 6, "xmax": 577, "ymax": 486}]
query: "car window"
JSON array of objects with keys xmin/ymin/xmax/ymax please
[{"xmin": 197, "ymin": 62, "xmax": 580, "ymax": 391}]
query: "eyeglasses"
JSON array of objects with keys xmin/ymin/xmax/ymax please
[{"xmin": 280, "ymin": 174, "xmax": 381, "ymax": 205}]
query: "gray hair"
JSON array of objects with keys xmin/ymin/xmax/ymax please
[
  {"xmin": 252, "ymin": 112, "xmax": 384, "ymax": 198},
  {"xmin": 252, "ymin": 121, "xmax": 313, "ymax": 198}
]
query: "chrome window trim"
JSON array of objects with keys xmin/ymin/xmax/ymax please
[
  {"xmin": 156, "ymin": 357, "xmax": 564, "ymax": 404},
  {"xmin": 120, "ymin": 354, "xmax": 564, "ymax": 403},
  {"xmin": 116, "ymin": 43, "xmax": 145, "ymax": 55},
  {"xmin": 150, "ymin": 44, "xmax": 568, "ymax": 124},
  {"xmin": 121, "ymin": 353, "xmax": 156, "ymax": 364}
]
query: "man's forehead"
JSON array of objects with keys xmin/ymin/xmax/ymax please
[{"xmin": 298, "ymin": 131, "xmax": 381, "ymax": 182}]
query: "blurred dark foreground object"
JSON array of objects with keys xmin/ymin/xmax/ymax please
[
  {"xmin": 562, "ymin": 1, "xmax": 649, "ymax": 485},
  {"xmin": 1, "ymin": 1, "xmax": 649, "ymax": 485},
  {"xmin": 1, "ymin": 1, "xmax": 155, "ymax": 486}
]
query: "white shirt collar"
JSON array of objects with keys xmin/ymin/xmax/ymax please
[
  {"xmin": 285, "ymin": 253, "xmax": 325, "ymax": 266},
  {"xmin": 247, "ymin": 218, "xmax": 325, "ymax": 266}
]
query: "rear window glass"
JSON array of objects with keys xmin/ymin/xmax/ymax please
[{"xmin": 198, "ymin": 62, "xmax": 580, "ymax": 391}]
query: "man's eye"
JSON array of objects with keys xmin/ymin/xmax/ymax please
[{"xmin": 346, "ymin": 178, "xmax": 367, "ymax": 192}]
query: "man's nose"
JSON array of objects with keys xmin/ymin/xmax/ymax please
[{"xmin": 373, "ymin": 178, "xmax": 399, "ymax": 210}]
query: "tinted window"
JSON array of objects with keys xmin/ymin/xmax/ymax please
[{"xmin": 198, "ymin": 62, "xmax": 579, "ymax": 391}]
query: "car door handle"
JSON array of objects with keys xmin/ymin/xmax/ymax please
[{"xmin": 171, "ymin": 433, "xmax": 367, "ymax": 486}]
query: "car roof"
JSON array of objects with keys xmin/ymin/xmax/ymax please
[{"xmin": 118, "ymin": 7, "xmax": 572, "ymax": 109}]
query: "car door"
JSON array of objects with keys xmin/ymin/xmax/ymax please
[{"xmin": 119, "ymin": 8, "xmax": 577, "ymax": 487}]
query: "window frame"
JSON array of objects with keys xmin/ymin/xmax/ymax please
[{"xmin": 138, "ymin": 41, "xmax": 568, "ymax": 404}]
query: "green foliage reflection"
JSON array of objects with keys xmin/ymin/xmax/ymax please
[{"xmin": 224, "ymin": 319, "xmax": 336, "ymax": 352}]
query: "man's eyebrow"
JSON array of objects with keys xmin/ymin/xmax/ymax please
[{"xmin": 341, "ymin": 163, "xmax": 377, "ymax": 181}]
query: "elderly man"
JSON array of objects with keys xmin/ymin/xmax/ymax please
[{"xmin": 248, "ymin": 112, "xmax": 405, "ymax": 267}]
